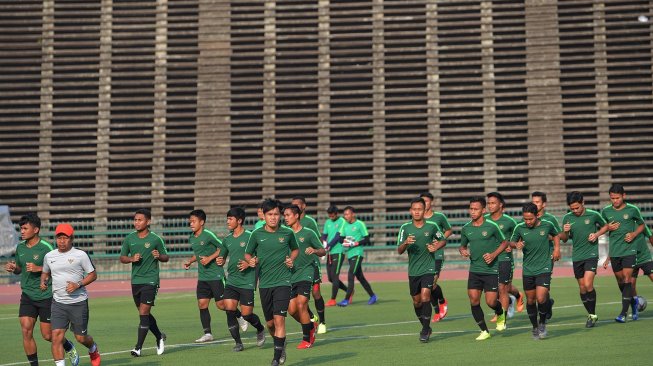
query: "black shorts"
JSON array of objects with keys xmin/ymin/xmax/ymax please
[
  {"xmin": 19, "ymin": 293, "xmax": 52, "ymax": 323},
  {"xmin": 498, "ymin": 261, "xmax": 514, "ymax": 284},
  {"xmin": 523, "ymin": 273, "xmax": 552, "ymax": 291},
  {"xmin": 467, "ymin": 272, "xmax": 499, "ymax": 292},
  {"xmin": 611, "ymin": 255, "xmax": 636, "ymax": 272},
  {"xmin": 259, "ymin": 286, "xmax": 291, "ymax": 321},
  {"xmin": 291, "ymin": 281, "xmax": 312, "ymax": 300},
  {"xmin": 313, "ymin": 265, "xmax": 322, "ymax": 284},
  {"xmin": 51, "ymin": 300, "xmax": 89, "ymax": 336},
  {"xmin": 434, "ymin": 260, "xmax": 444, "ymax": 276},
  {"xmin": 223, "ymin": 285, "xmax": 255, "ymax": 307},
  {"xmin": 196, "ymin": 279, "xmax": 225, "ymax": 300},
  {"xmin": 132, "ymin": 284, "xmax": 158, "ymax": 307},
  {"xmin": 409, "ymin": 274, "xmax": 435, "ymax": 296},
  {"xmin": 572, "ymin": 258, "xmax": 598, "ymax": 279},
  {"xmin": 633, "ymin": 261, "xmax": 653, "ymax": 278}
]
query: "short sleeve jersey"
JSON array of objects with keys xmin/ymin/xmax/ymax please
[
  {"xmin": 323, "ymin": 216, "xmax": 346, "ymax": 255},
  {"xmin": 635, "ymin": 225, "xmax": 652, "ymax": 265},
  {"xmin": 43, "ymin": 248, "xmax": 96, "ymax": 304},
  {"xmin": 245, "ymin": 226, "xmax": 299, "ymax": 288},
  {"xmin": 300, "ymin": 215, "xmax": 322, "ymax": 270},
  {"xmin": 511, "ymin": 220, "xmax": 559, "ymax": 276},
  {"xmin": 291, "ymin": 227, "xmax": 323, "ymax": 283},
  {"xmin": 190, "ymin": 229, "xmax": 225, "ymax": 281},
  {"xmin": 484, "ymin": 213, "xmax": 518, "ymax": 263},
  {"xmin": 397, "ymin": 221, "xmax": 445, "ymax": 276},
  {"xmin": 425, "ymin": 212, "xmax": 451, "ymax": 260},
  {"xmin": 338, "ymin": 219, "xmax": 368, "ymax": 259},
  {"xmin": 15, "ymin": 239, "xmax": 54, "ymax": 301},
  {"xmin": 562, "ymin": 209, "xmax": 606, "ymax": 261},
  {"xmin": 120, "ymin": 231, "xmax": 168, "ymax": 285},
  {"xmin": 221, "ymin": 230, "xmax": 256, "ymax": 289},
  {"xmin": 460, "ymin": 219, "xmax": 505, "ymax": 275},
  {"xmin": 601, "ymin": 203, "xmax": 644, "ymax": 258},
  {"xmin": 254, "ymin": 220, "xmax": 265, "ymax": 231}
]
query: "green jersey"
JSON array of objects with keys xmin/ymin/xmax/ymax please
[
  {"xmin": 397, "ymin": 221, "xmax": 445, "ymax": 276},
  {"xmin": 511, "ymin": 220, "xmax": 559, "ymax": 276},
  {"xmin": 120, "ymin": 231, "xmax": 168, "ymax": 285},
  {"xmin": 635, "ymin": 226, "xmax": 652, "ymax": 265},
  {"xmin": 221, "ymin": 230, "xmax": 256, "ymax": 289},
  {"xmin": 254, "ymin": 220, "xmax": 265, "ymax": 230},
  {"xmin": 245, "ymin": 226, "xmax": 299, "ymax": 288},
  {"xmin": 189, "ymin": 229, "xmax": 225, "ymax": 281},
  {"xmin": 14, "ymin": 239, "xmax": 54, "ymax": 301},
  {"xmin": 291, "ymin": 227, "xmax": 322, "ymax": 283},
  {"xmin": 601, "ymin": 203, "xmax": 644, "ymax": 258},
  {"xmin": 425, "ymin": 211, "xmax": 451, "ymax": 260},
  {"xmin": 338, "ymin": 219, "xmax": 369, "ymax": 259},
  {"xmin": 460, "ymin": 219, "xmax": 505, "ymax": 275},
  {"xmin": 562, "ymin": 209, "xmax": 606, "ymax": 261},
  {"xmin": 301, "ymin": 215, "xmax": 322, "ymax": 272},
  {"xmin": 484, "ymin": 213, "xmax": 518, "ymax": 262},
  {"xmin": 323, "ymin": 216, "xmax": 345, "ymax": 255}
]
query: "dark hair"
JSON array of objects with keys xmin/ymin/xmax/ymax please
[
  {"xmin": 410, "ymin": 197, "xmax": 426, "ymax": 208},
  {"xmin": 531, "ymin": 191, "xmax": 547, "ymax": 202},
  {"xmin": 284, "ymin": 204, "xmax": 301, "ymax": 216},
  {"xmin": 135, "ymin": 208, "xmax": 152, "ymax": 220},
  {"xmin": 609, "ymin": 184, "xmax": 625, "ymax": 195},
  {"xmin": 227, "ymin": 207, "xmax": 246, "ymax": 224},
  {"xmin": 469, "ymin": 196, "xmax": 486, "ymax": 208},
  {"xmin": 523, "ymin": 202, "xmax": 538, "ymax": 215},
  {"xmin": 486, "ymin": 192, "xmax": 505, "ymax": 206},
  {"xmin": 327, "ymin": 205, "xmax": 339, "ymax": 214},
  {"xmin": 291, "ymin": 196, "xmax": 306, "ymax": 204},
  {"xmin": 343, "ymin": 206, "xmax": 355, "ymax": 213},
  {"xmin": 419, "ymin": 192, "xmax": 434, "ymax": 201},
  {"xmin": 18, "ymin": 212, "xmax": 41, "ymax": 229},
  {"xmin": 261, "ymin": 198, "xmax": 281, "ymax": 214},
  {"xmin": 566, "ymin": 191, "xmax": 584, "ymax": 206},
  {"xmin": 190, "ymin": 209, "xmax": 207, "ymax": 222}
]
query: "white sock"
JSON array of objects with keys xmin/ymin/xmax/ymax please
[{"xmin": 56, "ymin": 360, "xmax": 66, "ymax": 366}]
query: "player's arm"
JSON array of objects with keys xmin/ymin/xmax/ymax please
[
  {"xmin": 184, "ymin": 255, "xmax": 197, "ymax": 269},
  {"xmin": 560, "ymin": 215, "xmax": 571, "ymax": 242},
  {"xmin": 458, "ymin": 231, "xmax": 469, "ymax": 257},
  {"xmin": 551, "ymin": 234, "xmax": 561, "ymax": 261},
  {"xmin": 397, "ymin": 227, "xmax": 412, "ymax": 255},
  {"xmin": 40, "ymin": 267, "xmax": 51, "ymax": 291},
  {"xmin": 484, "ymin": 240, "xmax": 508, "ymax": 264},
  {"xmin": 351, "ymin": 235, "xmax": 370, "ymax": 247},
  {"xmin": 4, "ymin": 256, "xmax": 21, "ymax": 274},
  {"xmin": 119, "ymin": 239, "xmax": 140, "ymax": 264},
  {"xmin": 306, "ymin": 233, "xmax": 326, "ymax": 257},
  {"xmin": 153, "ymin": 239, "xmax": 170, "ymax": 262},
  {"xmin": 327, "ymin": 232, "xmax": 342, "ymax": 249},
  {"xmin": 625, "ymin": 223, "xmax": 645, "ymax": 243}
]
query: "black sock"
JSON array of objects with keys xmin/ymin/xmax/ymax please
[
  {"xmin": 301, "ymin": 322, "xmax": 312, "ymax": 342},
  {"xmin": 527, "ymin": 303, "xmax": 538, "ymax": 328},
  {"xmin": 27, "ymin": 353, "xmax": 38, "ymax": 366},
  {"xmin": 433, "ymin": 285, "xmax": 444, "ymax": 304},
  {"xmin": 149, "ymin": 314, "xmax": 163, "ymax": 340},
  {"xmin": 308, "ymin": 308, "xmax": 315, "ymax": 320},
  {"xmin": 63, "ymin": 338, "xmax": 74, "ymax": 352},
  {"xmin": 414, "ymin": 305, "xmax": 421, "ymax": 319},
  {"xmin": 199, "ymin": 308, "xmax": 211, "ymax": 334},
  {"xmin": 315, "ymin": 297, "xmax": 325, "ymax": 324},
  {"xmin": 538, "ymin": 301, "xmax": 548, "ymax": 324},
  {"xmin": 587, "ymin": 289, "xmax": 597, "ymax": 314},
  {"xmin": 580, "ymin": 292, "xmax": 591, "ymax": 313},
  {"xmin": 226, "ymin": 310, "xmax": 241, "ymax": 344},
  {"xmin": 235, "ymin": 309, "xmax": 242, "ymax": 318},
  {"xmin": 491, "ymin": 301, "xmax": 504, "ymax": 316},
  {"xmin": 273, "ymin": 336, "xmax": 285, "ymax": 362},
  {"xmin": 136, "ymin": 315, "xmax": 150, "ymax": 349},
  {"xmin": 471, "ymin": 305, "xmax": 488, "ymax": 332},
  {"xmin": 421, "ymin": 302, "xmax": 432, "ymax": 331},
  {"xmin": 244, "ymin": 313, "xmax": 265, "ymax": 332},
  {"xmin": 621, "ymin": 283, "xmax": 632, "ymax": 316}
]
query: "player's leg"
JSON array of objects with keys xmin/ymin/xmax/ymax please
[
  {"xmin": 352, "ymin": 256, "xmax": 376, "ymax": 303},
  {"xmin": 19, "ymin": 315, "xmax": 39, "ymax": 365},
  {"xmin": 68, "ymin": 301, "xmax": 100, "ymax": 365},
  {"xmin": 467, "ymin": 273, "xmax": 489, "ymax": 339},
  {"xmin": 617, "ymin": 256, "xmax": 635, "ymax": 321},
  {"xmin": 51, "ymin": 328, "xmax": 67, "ymax": 366},
  {"xmin": 483, "ymin": 278, "xmax": 505, "ymax": 331},
  {"xmin": 295, "ymin": 285, "xmax": 314, "ymax": 348},
  {"xmin": 312, "ymin": 266, "xmax": 326, "ymax": 329},
  {"xmin": 196, "ymin": 297, "xmax": 213, "ymax": 342},
  {"xmin": 339, "ymin": 257, "xmax": 357, "ymax": 306},
  {"xmin": 523, "ymin": 276, "xmax": 539, "ymax": 339},
  {"xmin": 535, "ymin": 284, "xmax": 550, "ymax": 338},
  {"xmin": 224, "ymin": 296, "xmax": 243, "ymax": 349},
  {"xmin": 271, "ymin": 287, "xmax": 291, "ymax": 364}
]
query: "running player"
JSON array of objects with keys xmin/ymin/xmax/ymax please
[
  {"xmin": 531, "ymin": 191, "xmax": 560, "ymax": 320},
  {"xmin": 628, "ymin": 225, "xmax": 653, "ymax": 317},
  {"xmin": 322, "ymin": 205, "xmax": 348, "ymax": 309}
]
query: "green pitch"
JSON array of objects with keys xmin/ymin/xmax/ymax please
[{"xmin": 1, "ymin": 276, "xmax": 651, "ymax": 365}]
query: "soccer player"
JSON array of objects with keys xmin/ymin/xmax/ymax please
[
  {"xmin": 322, "ymin": 205, "xmax": 348, "ymax": 308},
  {"xmin": 183, "ymin": 209, "xmax": 246, "ymax": 343},
  {"xmin": 531, "ymin": 191, "xmax": 560, "ymax": 320},
  {"xmin": 628, "ymin": 225, "xmax": 653, "ymax": 317},
  {"xmin": 419, "ymin": 192, "xmax": 452, "ymax": 322},
  {"xmin": 334, "ymin": 206, "xmax": 378, "ymax": 306},
  {"xmin": 244, "ymin": 198, "xmax": 299, "ymax": 366},
  {"xmin": 560, "ymin": 191, "xmax": 608, "ymax": 327},
  {"xmin": 458, "ymin": 196, "xmax": 508, "ymax": 340},
  {"xmin": 290, "ymin": 196, "xmax": 326, "ymax": 334},
  {"xmin": 4, "ymin": 213, "xmax": 79, "ymax": 366},
  {"xmin": 397, "ymin": 197, "xmax": 446, "ymax": 342},
  {"xmin": 119, "ymin": 209, "xmax": 169, "ymax": 357},
  {"xmin": 284, "ymin": 204, "xmax": 326, "ymax": 349},
  {"xmin": 485, "ymin": 192, "xmax": 522, "ymax": 321},
  {"xmin": 254, "ymin": 203, "xmax": 266, "ymax": 231},
  {"xmin": 40, "ymin": 223, "xmax": 101, "ymax": 366},
  {"xmin": 216, "ymin": 207, "xmax": 266, "ymax": 352},
  {"xmin": 601, "ymin": 184, "xmax": 646, "ymax": 322}
]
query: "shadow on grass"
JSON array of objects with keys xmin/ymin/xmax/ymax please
[{"xmin": 286, "ymin": 351, "xmax": 357, "ymax": 365}]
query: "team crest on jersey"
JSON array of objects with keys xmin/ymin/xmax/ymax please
[
  {"xmin": 584, "ymin": 219, "xmax": 590, "ymax": 225},
  {"xmin": 482, "ymin": 231, "xmax": 488, "ymax": 237},
  {"xmin": 299, "ymin": 237, "xmax": 305, "ymax": 243},
  {"xmin": 424, "ymin": 232, "xmax": 430, "ymax": 237},
  {"xmin": 540, "ymin": 230, "xmax": 545, "ymax": 236},
  {"xmin": 240, "ymin": 241, "xmax": 246, "ymax": 247},
  {"xmin": 623, "ymin": 214, "xmax": 629, "ymax": 220},
  {"xmin": 68, "ymin": 258, "xmax": 74, "ymax": 264},
  {"xmin": 279, "ymin": 237, "xmax": 285, "ymax": 243},
  {"xmin": 499, "ymin": 224, "xmax": 504, "ymax": 230},
  {"xmin": 144, "ymin": 242, "xmax": 151, "ymax": 248},
  {"xmin": 33, "ymin": 254, "xmax": 39, "ymax": 261},
  {"xmin": 200, "ymin": 241, "xmax": 205, "ymax": 246}
]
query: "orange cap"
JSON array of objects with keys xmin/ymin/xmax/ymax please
[{"xmin": 55, "ymin": 223, "xmax": 74, "ymax": 237}]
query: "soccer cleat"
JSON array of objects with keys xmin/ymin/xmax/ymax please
[
  {"xmin": 326, "ymin": 299, "xmax": 337, "ymax": 307},
  {"xmin": 495, "ymin": 312, "xmax": 507, "ymax": 331},
  {"xmin": 546, "ymin": 298, "xmax": 554, "ymax": 321},
  {"xmin": 89, "ymin": 346, "xmax": 101, "ymax": 366},
  {"xmin": 317, "ymin": 323, "xmax": 327, "ymax": 334},
  {"xmin": 156, "ymin": 333, "xmax": 166, "ymax": 355},
  {"xmin": 531, "ymin": 327, "xmax": 540, "ymax": 340},
  {"xmin": 538, "ymin": 324, "xmax": 547, "ymax": 339},
  {"xmin": 279, "ymin": 340, "xmax": 287, "ymax": 364},
  {"xmin": 507, "ymin": 295, "xmax": 516, "ymax": 319},
  {"xmin": 130, "ymin": 348, "xmax": 141, "ymax": 357},
  {"xmin": 309, "ymin": 323, "xmax": 316, "ymax": 344},
  {"xmin": 367, "ymin": 294, "xmax": 378, "ymax": 305},
  {"xmin": 489, "ymin": 314, "xmax": 498, "ymax": 323},
  {"xmin": 256, "ymin": 329, "xmax": 266, "ymax": 347},
  {"xmin": 419, "ymin": 328, "xmax": 432, "ymax": 343},
  {"xmin": 517, "ymin": 292, "xmax": 525, "ymax": 312},
  {"xmin": 475, "ymin": 330, "xmax": 491, "ymax": 341},
  {"xmin": 586, "ymin": 314, "xmax": 598, "ymax": 328},
  {"xmin": 271, "ymin": 360, "xmax": 280, "ymax": 366},
  {"xmin": 233, "ymin": 343, "xmax": 244, "ymax": 352},
  {"xmin": 615, "ymin": 314, "xmax": 627, "ymax": 323},
  {"xmin": 431, "ymin": 313, "xmax": 441, "ymax": 323},
  {"xmin": 632, "ymin": 298, "xmax": 639, "ymax": 320},
  {"xmin": 337, "ymin": 299, "xmax": 349, "ymax": 307},
  {"xmin": 438, "ymin": 299, "xmax": 448, "ymax": 319},
  {"xmin": 296, "ymin": 340, "xmax": 313, "ymax": 349},
  {"xmin": 195, "ymin": 333, "xmax": 214, "ymax": 343},
  {"xmin": 238, "ymin": 316, "xmax": 249, "ymax": 332},
  {"xmin": 67, "ymin": 343, "xmax": 80, "ymax": 366}
]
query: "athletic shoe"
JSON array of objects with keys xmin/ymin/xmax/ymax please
[
  {"xmin": 438, "ymin": 299, "xmax": 448, "ymax": 319},
  {"xmin": 538, "ymin": 324, "xmax": 547, "ymax": 339},
  {"xmin": 89, "ymin": 346, "xmax": 101, "ymax": 366},
  {"xmin": 195, "ymin": 333, "xmax": 214, "ymax": 343},
  {"xmin": 632, "ymin": 298, "xmax": 639, "ymax": 320},
  {"xmin": 516, "ymin": 292, "xmax": 525, "ymax": 312},
  {"xmin": 279, "ymin": 340, "xmax": 287, "ymax": 364},
  {"xmin": 495, "ymin": 312, "xmax": 507, "ymax": 331},
  {"xmin": 130, "ymin": 348, "xmax": 141, "ymax": 357},
  {"xmin": 531, "ymin": 327, "xmax": 540, "ymax": 340},
  {"xmin": 256, "ymin": 329, "xmax": 266, "ymax": 347},
  {"xmin": 489, "ymin": 314, "xmax": 497, "ymax": 323},
  {"xmin": 326, "ymin": 299, "xmax": 337, "ymax": 307},
  {"xmin": 296, "ymin": 340, "xmax": 312, "ymax": 349},
  {"xmin": 546, "ymin": 298, "xmax": 554, "ymax": 321},
  {"xmin": 367, "ymin": 294, "xmax": 378, "ymax": 305},
  {"xmin": 586, "ymin": 314, "xmax": 598, "ymax": 328},
  {"xmin": 156, "ymin": 333, "xmax": 166, "ymax": 355},
  {"xmin": 233, "ymin": 343, "xmax": 244, "ymax": 352},
  {"xmin": 311, "ymin": 314, "xmax": 319, "ymax": 326},
  {"xmin": 67, "ymin": 343, "xmax": 80, "ymax": 366},
  {"xmin": 419, "ymin": 328, "xmax": 432, "ymax": 343},
  {"xmin": 271, "ymin": 360, "xmax": 280, "ymax": 366},
  {"xmin": 615, "ymin": 314, "xmax": 627, "ymax": 323},
  {"xmin": 431, "ymin": 313, "xmax": 441, "ymax": 323},
  {"xmin": 337, "ymin": 299, "xmax": 349, "ymax": 307},
  {"xmin": 238, "ymin": 316, "xmax": 249, "ymax": 332},
  {"xmin": 317, "ymin": 323, "xmax": 327, "ymax": 334},
  {"xmin": 475, "ymin": 330, "xmax": 491, "ymax": 341},
  {"xmin": 507, "ymin": 295, "xmax": 516, "ymax": 319}
]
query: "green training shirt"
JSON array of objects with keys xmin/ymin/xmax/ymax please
[
  {"xmin": 189, "ymin": 229, "xmax": 225, "ymax": 281},
  {"xmin": 425, "ymin": 211, "xmax": 451, "ymax": 260},
  {"xmin": 397, "ymin": 221, "xmax": 445, "ymax": 276},
  {"xmin": 254, "ymin": 220, "xmax": 265, "ymax": 231},
  {"xmin": 120, "ymin": 231, "xmax": 168, "ymax": 285},
  {"xmin": 245, "ymin": 226, "xmax": 299, "ymax": 288},
  {"xmin": 301, "ymin": 215, "xmax": 322, "ymax": 272},
  {"xmin": 562, "ymin": 209, "xmax": 606, "ymax": 261},
  {"xmin": 511, "ymin": 220, "xmax": 559, "ymax": 276},
  {"xmin": 15, "ymin": 239, "xmax": 54, "ymax": 301},
  {"xmin": 291, "ymin": 227, "xmax": 323, "ymax": 284},
  {"xmin": 338, "ymin": 219, "xmax": 369, "ymax": 259},
  {"xmin": 323, "ymin": 216, "xmax": 345, "ymax": 255},
  {"xmin": 484, "ymin": 213, "xmax": 517, "ymax": 263},
  {"xmin": 601, "ymin": 203, "xmax": 644, "ymax": 258},
  {"xmin": 460, "ymin": 219, "xmax": 505, "ymax": 275},
  {"xmin": 221, "ymin": 230, "xmax": 256, "ymax": 290}
]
